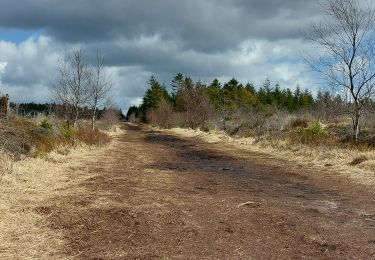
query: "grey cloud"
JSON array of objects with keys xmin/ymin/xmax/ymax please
[
  {"xmin": 0, "ymin": 0, "xmax": 321, "ymax": 53},
  {"xmin": 0, "ymin": 0, "xmax": 326, "ymax": 110}
]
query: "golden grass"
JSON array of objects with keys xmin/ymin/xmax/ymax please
[
  {"xmin": 166, "ymin": 127, "xmax": 375, "ymax": 187},
  {"xmin": 0, "ymin": 126, "xmax": 125, "ymax": 259},
  {"xmin": 0, "ymin": 154, "xmax": 76, "ymax": 259}
]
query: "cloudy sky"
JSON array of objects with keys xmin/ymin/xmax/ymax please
[{"xmin": 0, "ymin": 0, "xmax": 324, "ymax": 110}]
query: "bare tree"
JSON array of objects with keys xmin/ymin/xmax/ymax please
[
  {"xmin": 176, "ymin": 81, "xmax": 215, "ymax": 129},
  {"xmin": 101, "ymin": 106, "xmax": 123, "ymax": 129},
  {"xmin": 51, "ymin": 63, "xmax": 69, "ymax": 121},
  {"xmin": 51, "ymin": 49, "xmax": 91, "ymax": 127},
  {"xmin": 308, "ymin": 0, "xmax": 375, "ymax": 141},
  {"xmin": 88, "ymin": 51, "xmax": 112, "ymax": 130}
]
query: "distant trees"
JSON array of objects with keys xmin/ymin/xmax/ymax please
[
  {"xmin": 126, "ymin": 106, "xmax": 140, "ymax": 122},
  {"xmin": 131, "ymin": 73, "xmax": 318, "ymax": 129},
  {"xmin": 207, "ymin": 77, "xmax": 314, "ymax": 113},
  {"xmin": 51, "ymin": 49, "xmax": 112, "ymax": 128},
  {"xmin": 308, "ymin": 0, "xmax": 375, "ymax": 141}
]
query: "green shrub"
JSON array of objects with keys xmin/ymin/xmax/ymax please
[
  {"xmin": 289, "ymin": 122, "xmax": 329, "ymax": 146},
  {"xmin": 40, "ymin": 118, "xmax": 53, "ymax": 131},
  {"xmin": 303, "ymin": 122, "xmax": 325, "ymax": 136},
  {"xmin": 60, "ymin": 122, "xmax": 76, "ymax": 139}
]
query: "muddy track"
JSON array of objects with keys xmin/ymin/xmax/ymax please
[{"xmin": 40, "ymin": 123, "xmax": 375, "ymax": 259}]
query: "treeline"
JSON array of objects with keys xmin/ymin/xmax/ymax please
[
  {"xmin": 10, "ymin": 102, "xmax": 124, "ymax": 121},
  {"xmin": 127, "ymin": 73, "xmax": 348, "ymax": 126},
  {"xmin": 10, "ymin": 102, "xmax": 54, "ymax": 116}
]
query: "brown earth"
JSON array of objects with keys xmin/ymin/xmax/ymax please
[{"xmin": 39, "ymin": 123, "xmax": 375, "ymax": 259}]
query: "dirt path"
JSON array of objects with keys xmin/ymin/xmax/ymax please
[{"xmin": 40, "ymin": 123, "xmax": 375, "ymax": 259}]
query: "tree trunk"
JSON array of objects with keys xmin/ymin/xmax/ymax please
[
  {"xmin": 355, "ymin": 117, "xmax": 360, "ymax": 142},
  {"xmin": 91, "ymin": 107, "xmax": 97, "ymax": 131},
  {"xmin": 353, "ymin": 103, "xmax": 361, "ymax": 142},
  {"xmin": 73, "ymin": 107, "xmax": 79, "ymax": 128},
  {"xmin": 64, "ymin": 103, "xmax": 69, "ymax": 122}
]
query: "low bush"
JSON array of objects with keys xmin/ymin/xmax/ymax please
[
  {"xmin": 60, "ymin": 122, "xmax": 76, "ymax": 140},
  {"xmin": 99, "ymin": 108, "xmax": 123, "ymax": 130},
  {"xmin": 39, "ymin": 118, "xmax": 53, "ymax": 131},
  {"xmin": 0, "ymin": 117, "xmax": 113, "ymax": 158},
  {"xmin": 304, "ymin": 122, "xmax": 325, "ymax": 136},
  {"xmin": 0, "ymin": 117, "xmax": 58, "ymax": 156},
  {"xmin": 75, "ymin": 128, "xmax": 111, "ymax": 146},
  {"xmin": 29, "ymin": 128, "xmax": 58, "ymax": 156},
  {"xmin": 290, "ymin": 118, "xmax": 309, "ymax": 129},
  {"xmin": 147, "ymin": 100, "xmax": 179, "ymax": 129},
  {"xmin": 289, "ymin": 122, "xmax": 331, "ymax": 146}
]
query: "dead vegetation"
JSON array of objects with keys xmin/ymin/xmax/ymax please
[
  {"xmin": 0, "ymin": 114, "xmax": 119, "ymax": 257},
  {"xmin": 0, "ymin": 121, "xmax": 123, "ymax": 259},
  {"xmin": 0, "ymin": 116, "xmax": 112, "ymax": 159}
]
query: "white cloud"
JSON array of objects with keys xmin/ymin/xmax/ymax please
[
  {"xmin": 0, "ymin": 36, "xmax": 63, "ymax": 102},
  {"xmin": 0, "ymin": 62, "xmax": 6, "ymax": 73}
]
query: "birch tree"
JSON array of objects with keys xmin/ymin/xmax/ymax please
[
  {"xmin": 52, "ymin": 49, "xmax": 91, "ymax": 127},
  {"xmin": 309, "ymin": 0, "xmax": 375, "ymax": 141},
  {"xmin": 88, "ymin": 52, "xmax": 112, "ymax": 130}
]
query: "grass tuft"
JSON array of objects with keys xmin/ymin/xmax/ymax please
[{"xmin": 349, "ymin": 155, "xmax": 368, "ymax": 166}]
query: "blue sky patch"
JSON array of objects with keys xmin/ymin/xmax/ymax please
[{"xmin": 0, "ymin": 29, "xmax": 43, "ymax": 43}]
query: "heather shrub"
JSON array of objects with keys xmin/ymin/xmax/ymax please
[
  {"xmin": 75, "ymin": 128, "xmax": 111, "ymax": 146},
  {"xmin": 290, "ymin": 118, "xmax": 309, "ymax": 129},
  {"xmin": 0, "ymin": 117, "xmax": 58, "ymax": 156}
]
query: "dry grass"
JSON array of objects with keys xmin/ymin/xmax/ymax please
[
  {"xmin": 166, "ymin": 127, "xmax": 375, "ymax": 187},
  {"xmin": 0, "ymin": 126, "xmax": 124, "ymax": 259},
  {"xmin": 0, "ymin": 153, "xmax": 13, "ymax": 175}
]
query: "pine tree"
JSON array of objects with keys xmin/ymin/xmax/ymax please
[
  {"xmin": 207, "ymin": 78, "xmax": 223, "ymax": 110},
  {"xmin": 140, "ymin": 76, "xmax": 171, "ymax": 120},
  {"xmin": 171, "ymin": 73, "xmax": 184, "ymax": 96}
]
